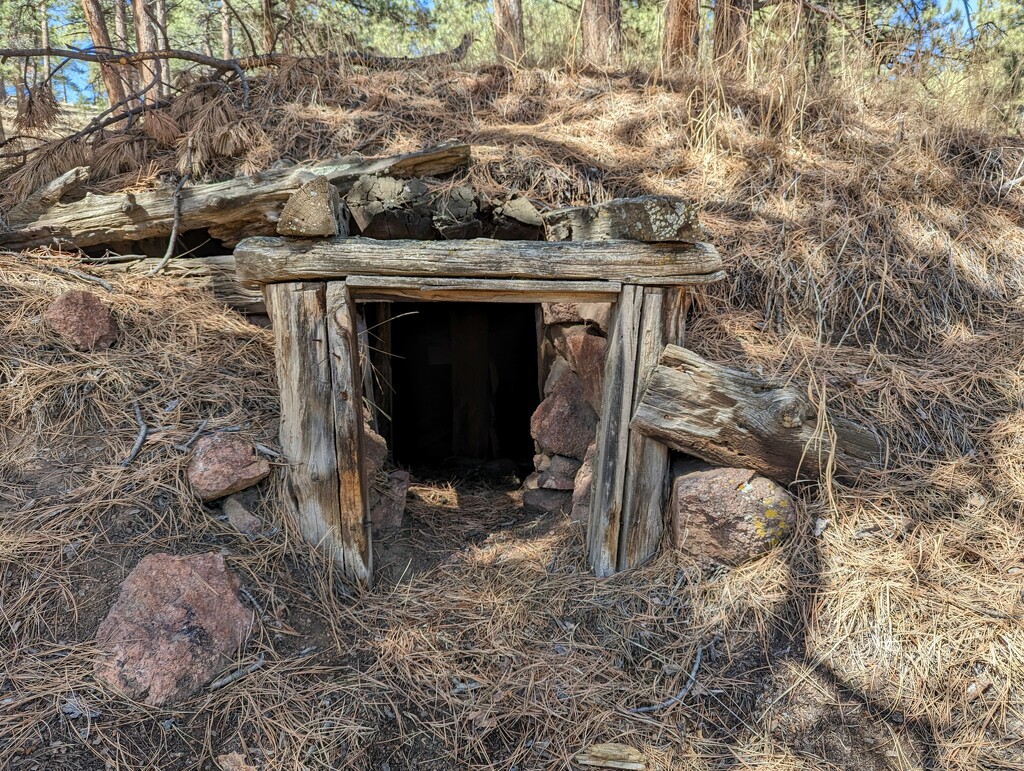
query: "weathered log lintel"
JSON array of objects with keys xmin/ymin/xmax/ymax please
[
  {"xmin": 630, "ymin": 345, "xmax": 882, "ymax": 485},
  {"xmin": 0, "ymin": 144, "xmax": 470, "ymax": 251},
  {"xmin": 234, "ymin": 236, "xmax": 724, "ymax": 287},
  {"xmin": 345, "ymin": 275, "xmax": 621, "ymax": 303}
]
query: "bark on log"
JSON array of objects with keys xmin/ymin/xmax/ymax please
[
  {"xmin": 0, "ymin": 144, "xmax": 470, "ymax": 250},
  {"xmin": 233, "ymin": 236, "xmax": 724, "ymax": 287},
  {"xmin": 90, "ymin": 254, "xmax": 264, "ymax": 313},
  {"xmin": 630, "ymin": 345, "xmax": 882, "ymax": 485},
  {"xmin": 544, "ymin": 196, "xmax": 703, "ymax": 243}
]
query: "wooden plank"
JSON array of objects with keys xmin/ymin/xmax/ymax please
[
  {"xmin": 630, "ymin": 344, "xmax": 882, "ymax": 485},
  {"xmin": 234, "ymin": 237, "xmax": 724, "ymax": 287},
  {"xmin": 264, "ymin": 282, "xmax": 344, "ymax": 561},
  {"xmin": 587, "ymin": 284, "xmax": 643, "ymax": 577},
  {"xmin": 1, "ymin": 144, "xmax": 471, "ymax": 250},
  {"xmin": 544, "ymin": 195, "xmax": 703, "ymax": 243},
  {"xmin": 617, "ymin": 288, "xmax": 686, "ymax": 571},
  {"xmin": 325, "ymin": 282, "xmax": 373, "ymax": 584},
  {"xmin": 346, "ymin": 275, "xmax": 622, "ymax": 303}
]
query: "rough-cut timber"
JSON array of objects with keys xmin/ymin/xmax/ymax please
[
  {"xmin": 264, "ymin": 282, "xmax": 346, "ymax": 563},
  {"xmin": 234, "ymin": 237, "xmax": 724, "ymax": 287},
  {"xmin": 0, "ymin": 144, "xmax": 470, "ymax": 250},
  {"xmin": 588, "ymin": 284, "xmax": 643, "ymax": 577},
  {"xmin": 325, "ymin": 282, "xmax": 372, "ymax": 583},
  {"xmin": 543, "ymin": 195, "xmax": 704, "ymax": 243},
  {"xmin": 617, "ymin": 287, "xmax": 685, "ymax": 571},
  {"xmin": 631, "ymin": 345, "xmax": 882, "ymax": 484},
  {"xmin": 345, "ymin": 276, "xmax": 621, "ymax": 303},
  {"xmin": 92, "ymin": 254, "xmax": 264, "ymax": 313},
  {"xmin": 277, "ymin": 176, "xmax": 347, "ymax": 237}
]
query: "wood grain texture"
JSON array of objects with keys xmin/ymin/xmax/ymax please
[
  {"xmin": 346, "ymin": 275, "xmax": 622, "ymax": 303},
  {"xmin": 587, "ymin": 284, "xmax": 643, "ymax": 577},
  {"xmin": 325, "ymin": 282, "xmax": 373, "ymax": 584},
  {"xmin": 1, "ymin": 144, "xmax": 470, "ymax": 250},
  {"xmin": 617, "ymin": 288, "xmax": 686, "ymax": 571},
  {"xmin": 234, "ymin": 237, "xmax": 724, "ymax": 287},
  {"xmin": 631, "ymin": 344, "xmax": 882, "ymax": 485},
  {"xmin": 264, "ymin": 282, "xmax": 344, "ymax": 560}
]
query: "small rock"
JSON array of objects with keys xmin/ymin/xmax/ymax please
[
  {"xmin": 533, "ymin": 453, "xmax": 552, "ymax": 473},
  {"xmin": 523, "ymin": 488, "xmax": 571, "ymax": 516},
  {"xmin": 44, "ymin": 290, "xmax": 118, "ymax": 351},
  {"xmin": 94, "ymin": 553, "xmax": 253, "ymax": 706},
  {"xmin": 188, "ymin": 434, "xmax": 271, "ymax": 501},
  {"xmin": 577, "ymin": 302, "xmax": 612, "ymax": 333},
  {"xmin": 543, "ymin": 356, "xmax": 571, "ymax": 396},
  {"xmin": 571, "ymin": 442, "xmax": 596, "ymax": 523},
  {"xmin": 223, "ymin": 494, "xmax": 262, "ymax": 536},
  {"xmin": 670, "ymin": 465, "xmax": 797, "ymax": 565},
  {"xmin": 530, "ymin": 371, "xmax": 598, "ymax": 460},
  {"xmin": 363, "ymin": 423, "xmax": 388, "ymax": 481},
  {"xmin": 60, "ymin": 696, "xmax": 100, "ymax": 719},
  {"xmin": 217, "ymin": 752, "xmax": 258, "ymax": 771},
  {"xmin": 370, "ymin": 470, "xmax": 411, "ymax": 531},
  {"xmin": 491, "ymin": 193, "xmax": 544, "ymax": 240},
  {"xmin": 539, "ymin": 455, "xmax": 583, "ymax": 491},
  {"xmin": 542, "ymin": 303, "xmax": 582, "ymax": 325}
]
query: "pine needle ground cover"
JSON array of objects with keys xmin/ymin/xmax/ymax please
[{"xmin": 2, "ymin": 64, "xmax": 1024, "ymax": 769}]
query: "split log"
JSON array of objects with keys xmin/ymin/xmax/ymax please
[
  {"xmin": 90, "ymin": 254, "xmax": 264, "ymax": 313},
  {"xmin": 0, "ymin": 143, "xmax": 470, "ymax": 251},
  {"xmin": 544, "ymin": 195, "xmax": 704, "ymax": 243},
  {"xmin": 631, "ymin": 345, "xmax": 882, "ymax": 485},
  {"xmin": 233, "ymin": 236, "xmax": 724, "ymax": 287}
]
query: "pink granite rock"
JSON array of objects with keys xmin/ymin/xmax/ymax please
[
  {"xmin": 670, "ymin": 466, "xmax": 797, "ymax": 565},
  {"xmin": 94, "ymin": 552, "xmax": 253, "ymax": 706},
  {"xmin": 187, "ymin": 434, "xmax": 271, "ymax": 501},
  {"xmin": 44, "ymin": 290, "xmax": 118, "ymax": 351},
  {"xmin": 552, "ymin": 327, "xmax": 607, "ymax": 411},
  {"xmin": 530, "ymin": 371, "xmax": 598, "ymax": 461}
]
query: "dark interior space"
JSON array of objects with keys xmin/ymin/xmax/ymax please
[
  {"xmin": 386, "ymin": 302, "xmax": 540, "ymax": 472},
  {"xmin": 83, "ymin": 228, "xmax": 229, "ymax": 259}
]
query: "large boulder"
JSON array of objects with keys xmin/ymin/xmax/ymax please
[
  {"xmin": 530, "ymin": 371, "xmax": 598, "ymax": 461},
  {"xmin": 670, "ymin": 466, "xmax": 797, "ymax": 565},
  {"xmin": 44, "ymin": 290, "xmax": 119, "ymax": 351},
  {"xmin": 187, "ymin": 434, "xmax": 271, "ymax": 501},
  {"xmin": 94, "ymin": 553, "xmax": 253, "ymax": 706}
]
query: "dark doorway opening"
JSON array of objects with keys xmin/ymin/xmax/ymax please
[{"xmin": 387, "ymin": 302, "xmax": 540, "ymax": 472}]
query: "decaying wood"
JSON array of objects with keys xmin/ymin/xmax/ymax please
[
  {"xmin": 325, "ymin": 281, "xmax": 372, "ymax": 584},
  {"xmin": 631, "ymin": 345, "xmax": 882, "ymax": 485},
  {"xmin": 264, "ymin": 282, "xmax": 345, "ymax": 563},
  {"xmin": 588, "ymin": 284, "xmax": 643, "ymax": 577},
  {"xmin": 617, "ymin": 288, "xmax": 685, "ymax": 571},
  {"xmin": 4, "ymin": 166, "xmax": 90, "ymax": 223},
  {"xmin": 345, "ymin": 176, "xmax": 434, "ymax": 240},
  {"xmin": 0, "ymin": 144, "xmax": 470, "ymax": 250},
  {"xmin": 277, "ymin": 175, "xmax": 347, "ymax": 237},
  {"xmin": 91, "ymin": 254, "xmax": 264, "ymax": 313},
  {"xmin": 544, "ymin": 195, "xmax": 704, "ymax": 243},
  {"xmin": 491, "ymin": 194, "xmax": 544, "ymax": 240},
  {"xmin": 345, "ymin": 276, "xmax": 622, "ymax": 303},
  {"xmin": 234, "ymin": 237, "xmax": 724, "ymax": 287}
]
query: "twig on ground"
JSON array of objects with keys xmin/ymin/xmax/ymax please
[
  {"xmin": 209, "ymin": 653, "xmax": 266, "ymax": 691},
  {"xmin": 120, "ymin": 403, "xmax": 149, "ymax": 467},
  {"xmin": 147, "ymin": 172, "xmax": 190, "ymax": 276},
  {"xmin": 630, "ymin": 647, "xmax": 703, "ymax": 714},
  {"xmin": 42, "ymin": 264, "xmax": 114, "ymax": 292},
  {"xmin": 173, "ymin": 418, "xmax": 209, "ymax": 453}
]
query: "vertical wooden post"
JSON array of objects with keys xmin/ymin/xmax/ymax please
[
  {"xmin": 587, "ymin": 284, "xmax": 642, "ymax": 577},
  {"xmin": 617, "ymin": 287, "xmax": 686, "ymax": 570},
  {"xmin": 264, "ymin": 282, "xmax": 344, "ymax": 558},
  {"xmin": 326, "ymin": 282, "xmax": 372, "ymax": 584}
]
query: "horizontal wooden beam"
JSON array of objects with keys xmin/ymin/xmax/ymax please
[
  {"xmin": 345, "ymin": 275, "xmax": 621, "ymax": 303},
  {"xmin": 234, "ymin": 236, "xmax": 724, "ymax": 287}
]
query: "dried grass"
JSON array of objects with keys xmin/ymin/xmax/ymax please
[{"xmin": 3, "ymin": 54, "xmax": 1024, "ymax": 769}]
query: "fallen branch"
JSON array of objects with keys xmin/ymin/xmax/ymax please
[
  {"xmin": 148, "ymin": 172, "xmax": 190, "ymax": 276},
  {"xmin": 41, "ymin": 263, "xmax": 113, "ymax": 292},
  {"xmin": 121, "ymin": 402, "xmax": 148, "ymax": 466},
  {"xmin": 209, "ymin": 653, "xmax": 266, "ymax": 691},
  {"xmin": 630, "ymin": 646, "xmax": 703, "ymax": 714}
]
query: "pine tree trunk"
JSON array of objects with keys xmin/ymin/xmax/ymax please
[
  {"xmin": 153, "ymin": 0, "xmax": 171, "ymax": 97},
  {"xmin": 713, "ymin": 0, "xmax": 751, "ymax": 68},
  {"xmin": 113, "ymin": 0, "xmax": 136, "ymax": 94},
  {"xmin": 221, "ymin": 0, "xmax": 233, "ymax": 58},
  {"xmin": 662, "ymin": 0, "xmax": 699, "ymax": 68},
  {"xmin": 80, "ymin": 0, "xmax": 128, "ymax": 106},
  {"xmin": 261, "ymin": 0, "xmax": 275, "ymax": 52},
  {"xmin": 131, "ymin": 0, "xmax": 161, "ymax": 102},
  {"xmin": 40, "ymin": 5, "xmax": 51, "ymax": 78},
  {"xmin": 494, "ymin": 0, "xmax": 525, "ymax": 64},
  {"xmin": 582, "ymin": 0, "xmax": 621, "ymax": 65}
]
